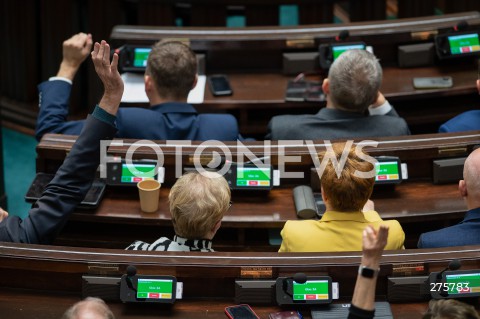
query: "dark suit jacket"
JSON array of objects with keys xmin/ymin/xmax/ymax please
[
  {"xmin": 36, "ymin": 80, "xmax": 240, "ymax": 141},
  {"xmin": 265, "ymin": 107, "xmax": 410, "ymax": 140},
  {"xmin": 0, "ymin": 114, "xmax": 116, "ymax": 243},
  {"xmin": 439, "ymin": 110, "xmax": 480, "ymax": 133},
  {"xmin": 418, "ymin": 207, "xmax": 480, "ymax": 248}
]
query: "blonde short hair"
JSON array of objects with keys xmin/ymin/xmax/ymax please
[
  {"xmin": 169, "ymin": 172, "xmax": 231, "ymax": 239},
  {"xmin": 319, "ymin": 143, "xmax": 374, "ymax": 212}
]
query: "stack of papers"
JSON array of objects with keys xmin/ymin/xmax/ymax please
[{"xmin": 120, "ymin": 73, "xmax": 206, "ymax": 104}]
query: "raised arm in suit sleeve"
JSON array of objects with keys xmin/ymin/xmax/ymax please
[
  {"xmin": 0, "ymin": 38, "xmax": 123, "ymax": 244},
  {"xmin": 35, "ymin": 33, "xmax": 93, "ymax": 141},
  {"xmin": 0, "ymin": 111, "xmax": 116, "ymax": 244}
]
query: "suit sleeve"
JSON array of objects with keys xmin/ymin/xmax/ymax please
[
  {"xmin": 265, "ymin": 118, "xmax": 274, "ymax": 140},
  {"xmin": 417, "ymin": 234, "xmax": 425, "ymax": 248},
  {"xmin": 0, "ymin": 114, "xmax": 116, "ymax": 244},
  {"xmin": 35, "ymin": 80, "xmax": 86, "ymax": 141}
]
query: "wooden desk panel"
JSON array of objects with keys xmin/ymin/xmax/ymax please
[{"xmin": 2, "ymin": 243, "xmax": 480, "ymax": 318}]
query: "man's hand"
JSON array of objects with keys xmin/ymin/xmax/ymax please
[
  {"xmin": 0, "ymin": 207, "xmax": 9, "ymax": 222},
  {"xmin": 362, "ymin": 225, "xmax": 389, "ymax": 263},
  {"xmin": 91, "ymin": 40, "xmax": 124, "ymax": 115},
  {"xmin": 476, "ymin": 79, "xmax": 480, "ymax": 94},
  {"xmin": 370, "ymin": 91, "xmax": 386, "ymax": 108},
  {"xmin": 57, "ymin": 33, "xmax": 93, "ymax": 81}
]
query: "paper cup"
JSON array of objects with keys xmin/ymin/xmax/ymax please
[{"xmin": 137, "ymin": 179, "xmax": 161, "ymax": 213}]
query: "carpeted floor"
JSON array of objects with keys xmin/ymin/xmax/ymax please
[{"xmin": 2, "ymin": 127, "xmax": 36, "ymax": 219}]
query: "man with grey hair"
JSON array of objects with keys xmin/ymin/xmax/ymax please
[
  {"xmin": 61, "ymin": 297, "xmax": 115, "ymax": 319},
  {"xmin": 418, "ymin": 147, "xmax": 480, "ymax": 248},
  {"xmin": 265, "ymin": 50, "xmax": 410, "ymax": 140}
]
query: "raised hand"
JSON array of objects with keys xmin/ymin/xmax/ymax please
[
  {"xmin": 58, "ymin": 33, "xmax": 93, "ymax": 80},
  {"xmin": 362, "ymin": 224, "xmax": 389, "ymax": 262},
  {"xmin": 91, "ymin": 40, "xmax": 124, "ymax": 115}
]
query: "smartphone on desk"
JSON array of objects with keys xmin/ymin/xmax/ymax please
[
  {"xmin": 225, "ymin": 304, "xmax": 260, "ymax": 319},
  {"xmin": 208, "ymin": 74, "xmax": 233, "ymax": 96},
  {"xmin": 413, "ymin": 76, "xmax": 453, "ymax": 89},
  {"xmin": 25, "ymin": 173, "xmax": 106, "ymax": 209}
]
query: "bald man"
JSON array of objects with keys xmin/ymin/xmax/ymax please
[
  {"xmin": 418, "ymin": 148, "xmax": 480, "ymax": 248},
  {"xmin": 61, "ymin": 297, "xmax": 115, "ymax": 319}
]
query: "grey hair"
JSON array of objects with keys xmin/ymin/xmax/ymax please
[
  {"xmin": 61, "ymin": 297, "xmax": 115, "ymax": 319},
  {"xmin": 328, "ymin": 49, "xmax": 382, "ymax": 113}
]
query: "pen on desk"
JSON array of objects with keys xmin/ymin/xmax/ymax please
[{"xmin": 296, "ymin": 310, "xmax": 304, "ymax": 319}]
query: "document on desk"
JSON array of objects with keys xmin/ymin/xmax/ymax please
[{"xmin": 120, "ymin": 72, "xmax": 206, "ymax": 104}]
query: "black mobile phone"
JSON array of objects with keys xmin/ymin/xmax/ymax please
[
  {"xmin": 224, "ymin": 304, "xmax": 260, "ymax": 319},
  {"xmin": 25, "ymin": 173, "xmax": 106, "ymax": 208},
  {"xmin": 208, "ymin": 75, "xmax": 233, "ymax": 96}
]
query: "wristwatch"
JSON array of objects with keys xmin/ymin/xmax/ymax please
[{"xmin": 358, "ymin": 265, "xmax": 380, "ymax": 278}]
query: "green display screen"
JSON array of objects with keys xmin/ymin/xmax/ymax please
[
  {"xmin": 136, "ymin": 278, "xmax": 173, "ymax": 299},
  {"xmin": 332, "ymin": 44, "xmax": 366, "ymax": 60},
  {"xmin": 236, "ymin": 167, "xmax": 271, "ymax": 187},
  {"xmin": 446, "ymin": 272, "xmax": 480, "ymax": 295},
  {"xmin": 375, "ymin": 161, "xmax": 399, "ymax": 182},
  {"xmin": 121, "ymin": 163, "xmax": 156, "ymax": 183},
  {"xmin": 448, "ymin": 33, "xmax": 480, "ymax": 55},
  {"xmin": 293, "ymin": 280, "xmax": 330, "ymax": 301},
  {"xmin": 133, "ymin": 48, "xmax": 151, "ymax": 68}
]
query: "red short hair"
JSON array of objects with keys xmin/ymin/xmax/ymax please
[{"xmin": 319, "ymin": 143, "xmax": 374, "ymax": 212}]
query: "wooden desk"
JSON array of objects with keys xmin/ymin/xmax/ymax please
[
  {"xmin": 35, "ymin": 131, "xmax": 479, "ymax": 249},
  {"xmin": 53, "ymin": 181, "xmax": 466, "ymax": 250},
  {"xmin": 196, "ymin": 64, "xmax": 479, "ymax": 136},
  {"xmin": 1, "ymin": 242, "xmax": 480, "ymax": 318},
  {"xmin": 69, "ymin": 182, "xmax": 465, "ymax": 227}
]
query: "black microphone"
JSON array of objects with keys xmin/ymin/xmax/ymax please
[
  {"xmin": 454, "ymin": 20, "xmax": 469, "ymax": 32},
  {"xmin": 126, "ymin": 265, "xmax": 137, "ymax": 292},
  {"xmin": 293, "ymin": 272, "xmax": 307, "ymax": 284},
  {"xmin": 436, "ymin": 260, "xmax": 461, "ymax": 280},
  {"xmin": 335, "ymin": 30, "xmax": 350, "ymax": 42},
  {"xmin": 283, "ymin": 273, "xmax": 307, "ymax": 297}
]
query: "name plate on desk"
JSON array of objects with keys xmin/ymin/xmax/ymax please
[
  {"xmin": 392, "ymin": 263, "xmax": 426, "ymax": 276},
  {"xmin": 241, "ymin": 267, "xmax": 273, "ymax": 279}
]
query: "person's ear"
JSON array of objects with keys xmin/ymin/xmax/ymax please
[
  {"xmin": 321, "ymin": 186, "xmax": 328, "ymax": 203},
  {"xmin": 144, "ymin": 75, "xmax": 153, "ymax": 93},
  {"xmin": 322, "ymin": 78, "xmax": 330, "ymax": 95},
  {"xmin": 459, "ymin": 179, "xmax": 468, "ymax": 197},
  {"xmin": 191, "ymin": 74, "xmax": 198, "ymax": 90}
]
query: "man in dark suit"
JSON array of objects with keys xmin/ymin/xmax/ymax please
[
  {"xmin": 0, "ymin": 39, "xmax": 122, "ymax": 244},
  {"xmin": 265, "ymin": 50, "xmax": 410, "ymax": 140},
  {"xmin": 36, "ymin": 33, "xmax": 240, "ymax": 142},
  {"xmin": 439, "ymin": 79, "xmax": 480, "ymax": 133},
  {"xmin": 418, "ymin": 147, "xmax": 480, "ymax": 248}
]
